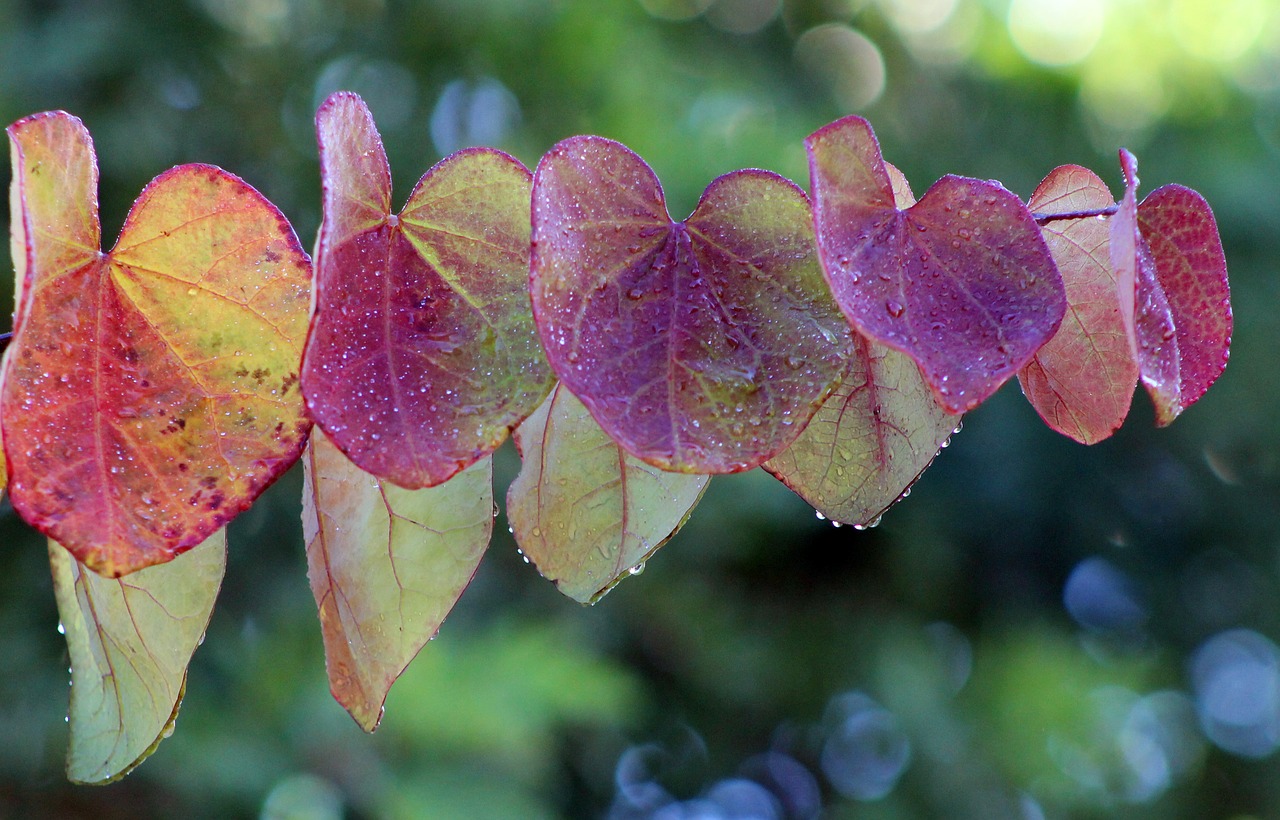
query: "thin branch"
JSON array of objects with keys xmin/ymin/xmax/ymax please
[{"xmin": 1032, "ymin": 205, "xmax": 1118, "ymax": 225}]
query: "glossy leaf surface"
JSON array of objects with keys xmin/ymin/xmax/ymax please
[
  {"xmin": 302, "ymin": 91, "xmax": 551, "ymax": 489},
  {"xmin": 765, "ymin": 172, "xmax": 960, "ymax": 526},
  {"xmin": 303, "ymin": 429, "xmax": 493, "ymax": 731},
  {"xmin": 807, "ymin": 115, "xmax": 1065, "ymax": 413},
  {"xmin": 1019, "ymin": 166, "xmax": 1137, "ymax": 444},
  {"xmin": 4, "ymin": 112, "xmax": 311, "ymax": 576},
  {"xmin": 51, "ymin": 530, "xmax": 225, "ymax": 784},
  {"xmin": 507, "ymin": 384, "xmax": 709, "ymax": 603},
  {"xmin": 765, "ymin": 337, "xmax": 960, "ymax": 527},
  {"xmin": 530, "ymin": 136, "xmax": 849, "ymax": 473},
  {"xmin": 1110, "ymin": 150, "xmax": 1231, "ymax": 426}
]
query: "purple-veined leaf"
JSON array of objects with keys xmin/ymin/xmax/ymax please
[
  {"xmin": 765, "ymin": 170, "xmax": 960, "ymax": 526},
  {"xmin": 1019, "ymin": 165, "xmax": 1137, "ymax": 444},
  {"xmin": 530, "ymin": 136, "xmax": 850, "ymax": 473},
  {"xmin": 764, "ymin": 336, "xmax": 960, "ymax": 527},
  {"xmin": 302, "ymin": 428, "xmax": 492, "ymax": 731},
  {"xmin": 507, "ymin": 383, "xmax": 709, "ymax": 604},
  {"xmin": 302, "ymin": 91, "xmax": 552, "ymax": 489},
  {"xmin": 51, "ymin": 530, "xmax": 225, "ymax": 784},
  {"xmin": 807, "ymin": 115, "xmax": 1066, "ymax": 414}
]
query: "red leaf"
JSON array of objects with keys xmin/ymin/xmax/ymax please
[
  {"xmin": 1110, "ymin": 150, "xmax": 1231, "ymax": 425},
  {"xmin": 1019, "ymin": 165, "xmax": 1137, "ymax": 443},
  {"xmin": 807, "ymin": 115, "xmax": 1066, "ymax": 413},
  {"xmin": 302, "ymin": 92, "xmax": 552, "ymax": 488},
  {"xmin": 3, "ymin": 111, "xmax": 311, "ymax": 576},
  {"xmin": 530, "ymin": 136, "xmax": 849, "ymax": 473}
]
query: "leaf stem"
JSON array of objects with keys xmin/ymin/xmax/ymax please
[{"xmin": 1032, "ymin": 205, "xmax": 1118, "ymax": 225}]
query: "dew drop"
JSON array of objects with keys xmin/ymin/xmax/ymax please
[
  {"xmin": 886, "ymin": 300, "xmax": 905, "ymax": 318},
  {"xmin": 815, "ymin": 510, "xmax": 826, "ymax": 521},
  {"xmin": 56, "ymin": 622, "xmax": 65, "ymax": 635},
  {"xmin": 629, "ymin": 562, "xmax": 646, "ymax": 576}
]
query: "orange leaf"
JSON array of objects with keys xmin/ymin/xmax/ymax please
[
  {"xmin": 1019, "ymin": 165, "xmax": 1137, "ymax": 444},
  {"xmin": 3, "ymin": 111, "xmax": 311, "ymax": 576}
]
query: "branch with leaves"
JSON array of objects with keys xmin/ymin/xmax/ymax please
[{"xmin": 0, "ymin": 92, "xmax": 1230, "ymax": 782}]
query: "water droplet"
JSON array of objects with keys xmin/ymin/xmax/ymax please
[
  {"xmin": 629, "ymin": 562, "xmax": 646, "ymax": 576},
  {"xmin": 56, "ymin": 622, "xmax": 65, "ymax": 635},
  {"xmin": 886, "ymin": 300, "xmax": 905, "ymax": 318}
]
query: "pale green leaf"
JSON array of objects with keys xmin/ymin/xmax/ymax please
[
  {"xmin": 302, "ymin": 429, "xmax": 493, "ymax": 732},
  {"xmin": 507, "ymin": 384, "xmax": 709, "ymax": 604},
  {"xmin": 51, "ymin": 530, "xmax": 226, "ymax": 784}
]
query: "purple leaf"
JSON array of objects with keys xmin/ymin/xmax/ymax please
[
  {"xmin": 807, "ymin": 115, "xmax": 1066, "ymax": 413},
  {"xmin": 530, "ymin": 136, "xmax": 850, "ymax": 473}
]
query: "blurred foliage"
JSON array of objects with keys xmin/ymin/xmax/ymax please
[{"xmin": 1, "ymin": 0, "xmax": 1278, "ymax": 817}]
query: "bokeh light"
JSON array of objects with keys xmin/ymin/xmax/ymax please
[
  {"xmin": 1007, "ymin": 0, "xmax": 1106, "ymax": 67},
  {"xmin": 820, "ymin": 691, "xmax": 911, "ymax": 801},
  {"xmin": 1191, "ymin": 629, "xmax": 1280, "ymax": 758},
  {"xmin": 794, "ymin": 23, "xmax": 886, "ymax": 110}
]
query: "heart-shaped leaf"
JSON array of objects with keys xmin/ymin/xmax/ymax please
[
  {"xmin": 507, "ymin": 383, "xmax": 709, "ymax": 603},
  {"xmin": 765, "ymin": 171, "xmax": 960, "ymax": 526},
  {"xmin": 302, "ymin": 429, "xmax": 492, "ymax": 731},
  {"xmin": 51, "ymin": 530, "xmax": 225, "ymax": 784},
  {"xmin": 302, "ymin": 91, "xmax": 552, "ymax": 489},
  {"xmin": 807, "ymin": 115, "xmax": 1066, "ymax": 413},
  {"xmin": 530, "ymin": 136, "xmax": 850, "ymax": 473},
  {"xmin": 764, "ymin": 336, "xmax": 961, "ymax": 528},
  {"xmin": 1019, "ymin": 165, "xmax": 1138, "ymax": 444},
  {"xmin": 3, "ymin": 111, "xmax": 311, "ymax": 577},
  {"xmin": 1111, "ymin": 150, "xmax": 1231, "ymax": 426}
]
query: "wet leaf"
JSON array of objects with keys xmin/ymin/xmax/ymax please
[
  {"xmin": 302, "ymin": 428, "xmax": 492, "ymax": 731},
  {"xmin": 807, "ymin": 115, "xmax": 1065, "ymax": 413},
  {"xmin": 51, "ymin": 530, "xmax": 225, "ymax": 784},
  {"xmin": 1019, "ymin": 166, "xmax": 1137, "ymax": 444},
  {"xmin": 765, "ymin": 172, "xmax": 959, "ymax": 526},
  {"xmin": 507, "ymin": 384, "xmax": 709, "ymax": 604},
  {"xmin": 530, "ymin": 136, "xmax": 849, "ymax": 473},
  {"xmin": 302, "ymin": 91, "xmax": 551, "ymax": 489},
  {"xmin": 765, "ymin": 337, "xmax": 960, "ymax": 528},
  {"xmin": 1110, "ymin": 150, "xmax": 1232, "ymax": 426},
  {"xmin": 3, "ymin": 111, "xmax": 311, "ymax": 577}
]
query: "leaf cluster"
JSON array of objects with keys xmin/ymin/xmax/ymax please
[{"xmin": 0, "ymin": 92, "xmax": 1230, "ymax": 782}]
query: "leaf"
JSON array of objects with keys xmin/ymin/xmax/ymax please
[
  {"xmin": 3, "ymin": 111, "xmax": 311, "ymax": 577},
  {"xmin": 302, "ymin": 91, "xmax": 551, "ymax": 489},
  {"xmin": 764, "ymin": 169, "xmax": 960, "ymax": 527},
  {"xmin": 1019, "ymin": 166, "xmax": 1137, "ymax": 444},
  {"xmin": 51, "ymin": 530, "xmax": 225, "ymax": 784},
  {"xmin": 764, "ymin": 336, "xmax": 961, "ymax": 528},
  {"xmin": 806, "ymin": 115, "xmax": 1066, "ymax": 414},
  {"xmin": 507, "ymin": 383, "xmax": 709, "ymax": 604},
  {"xmin": 530, "ymin": 136, "xmax": 850, "ymax": 473},
  {"xmin": 1110, "ymin": 150, "xmax": 1232, "ymax": 425},
  {"xmin": 302, "ymin": 428, "xmax": 493, "ymax": 731}
]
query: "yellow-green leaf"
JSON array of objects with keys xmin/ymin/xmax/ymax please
[
  {"xmin": 507, "ymin": 384, "xmax": 709, "ymax": 604},
  {"xmin": 51, "ymin": 530, "xmax": 226, "ymax": 784},
  {"xmin": 302, "ymin": 429, "xmax": 493, "ymax": 731}
]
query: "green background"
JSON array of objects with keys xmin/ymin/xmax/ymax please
[{"xmin": 1, "ymin": 0, "xmax": 1277, "ymax": 817}]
